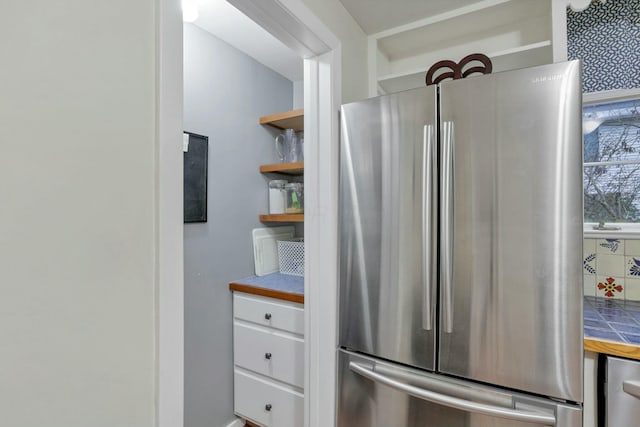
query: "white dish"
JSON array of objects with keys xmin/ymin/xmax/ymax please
[{"xmin": 252, "ymin": 226, "xmax": 295, "ymax": 276}]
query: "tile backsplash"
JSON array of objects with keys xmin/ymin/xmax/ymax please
[{"xmin": 584, "ymin": 238, "xmax": 640, "ymax": 301}]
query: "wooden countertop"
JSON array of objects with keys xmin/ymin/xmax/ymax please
[
  {"xmin": 229, "ymin": 273, "xmax": 304, "ymax": 304},
  {"xmin": 229, "ymin": 282, "xmax": 304, "ymax": 304},
  {"xmin": 584, "ymin": 338, "xmax": 640, "ymax": 360}
]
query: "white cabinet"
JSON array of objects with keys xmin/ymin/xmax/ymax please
[
  {"xmin": 234, "ymin": 293, "xmax": 304, "ymax": 335},
  {"xmin": 234, "ymin": 323, "xmax": 305, "ymax": 389},
  {"xmin": 583, "ymin": 351, "xmax": 598, "ymax": 427},
  {"xmin": 234, "ymin": 370, "xmax": 304, "ymax": 427},
  {"xmin": 233, "ymin": 292, "xmax": 304, "ymax": 427}
]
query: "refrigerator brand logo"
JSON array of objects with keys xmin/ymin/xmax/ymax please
[{"xmin": 531, "ymin": 74, "xmax": 563, "ymax": 84}]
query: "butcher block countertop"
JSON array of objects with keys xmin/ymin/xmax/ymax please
[
  {"xmin": 229, "ymin": 273, "xmax": 304, "ymax": 304},
  {"xmin": 584, "ymin": 296, "xmax": 640, "ymax": 360},
  {"xmin": 584, "ymin": 338, "xmax": 640, "ymax": 360}
]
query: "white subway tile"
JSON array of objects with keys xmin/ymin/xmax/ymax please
[
  {"xmin": 626, "ymin": 278, "xmax": 640, "ymax": 301},
  {"xmin": 597, "ymin": 254, "xmax": 626, "ymax": 277},
  {"xmin": 583, "ymin": 275, "xmax": 596, "ymax": 297},
  {"xmin": 625, "ymin": 240, "xmax": 640, "ymax": 256},
  {"xmin": 583, "ymin": 238, "xmax": 596, "ymax": 255}
]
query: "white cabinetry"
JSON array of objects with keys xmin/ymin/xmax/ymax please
[
  {"xmin": 233, "ymin": 293, "xmax": 304, "ymax": 427},
  {"xmin": 583, "ymin": 351, "xmax": 598, "ymax": 427},
  {"xmin": 369, "ymin": 0, "xmax": 557, "ymax": 96}
]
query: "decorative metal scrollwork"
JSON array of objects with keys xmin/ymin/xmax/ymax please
[{"xmin": 425, "ymin": 53, "xmax": 493, "ymax": 86}]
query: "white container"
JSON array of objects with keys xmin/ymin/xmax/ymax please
[
  {"xmin": 277, "ymin": 238, "xmax": 304, "ymax": 276},
  {"xmin": 269, "ymin": 180, "xmax": 287, "ymax": 214}
]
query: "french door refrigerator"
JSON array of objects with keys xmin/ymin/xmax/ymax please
[{"xmin": 338, "ymin": 61, "xmax": 584, "ymax": 427}]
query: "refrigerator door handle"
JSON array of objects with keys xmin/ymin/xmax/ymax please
[
  {"xmin": 349, "ymin": 362, "xmax": 556, "ymax": 426},
  {"xmin": 441, "ymin": 121, "xmax": 454, "ymax": 333},
  {"xmin": 623, "ymin": 380, "xmax": 640, "ymax": 399},
  {"xmin": 422, "ymin": 124, "xmax": 435, "ymax": 331}
]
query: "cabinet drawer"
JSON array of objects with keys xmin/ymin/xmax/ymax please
[
  {"xmin": 234, "ymin": 368, "xmax": 304, "ymax": 427},
  {"xmin": 234, "ymin": 293, "xmax": 304, "ymax": 335},
  {"xmin": 606, "ymin": 356, "xmax": 640, "ymax": 427},
  {"xmin": 234, "ymin": 323, "xmax": 304, "ymax": 388}
]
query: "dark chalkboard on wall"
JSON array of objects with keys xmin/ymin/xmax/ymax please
[{"xmin": 184, "ymin": 132, "xmax": 208, "ymax": 223}]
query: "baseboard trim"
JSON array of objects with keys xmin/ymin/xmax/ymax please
[{"xmin": 222, "ymin": 419, "xmax": 245, "ymax": 427}]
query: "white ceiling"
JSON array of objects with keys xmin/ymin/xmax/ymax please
[
  {"xmin": 192, "ymin": 0, "xmax": 304, "ymax": 82},
  {"xmin": 191, "ymin": 0, "xmax": 489, "ymax": 82}
]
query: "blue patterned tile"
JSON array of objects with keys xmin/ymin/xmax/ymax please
[
  {"xmin": 596, "ymin": 307, "xmax": 630, "ymax": 316},
  {"xmin": 583, "ymin": 296, "xmax": 640, "ymax": 345},
  {"xmin": 584, "ymin": 310, "xmax": 599, "ymax": 320},
  {"xmin": 609, "ymin": 322, "xmax": 640, "ymax": 335},
  {"xmin": 623, "ymin": 299, "xmax": 640, "ymax": 308},
  {"xmin": 584, "ymin": 327, "xmax": 623, "ymax": 341},
  {"xmin": 585, "ymin": 318, "xmax": 610, "ymax": 329},
  {"xmin": 593, "ymin": 298, "xmax": 619, "ymax": 308},
  {"xmin": 626, "ymin": 317, "xmax": 640, "ymax": 326},
  {"xmin": 620, "ymin": 333, "xmax": 640, "ymax": 345},
  {"xmin": 599, "ymin": 314, "xmax": 633, "ymax": 323}
]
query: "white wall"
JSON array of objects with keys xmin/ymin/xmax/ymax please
[
  {"xmin": 300, "ymin": 0, "xmax": 368, "ymax": 103},
  {"xmin": 183, "ymin": 24, "xmax": 293, "ymax": 427},
  {"xmin": 0, "ymin": 1, "xmax": 157, "ymax": 426}
]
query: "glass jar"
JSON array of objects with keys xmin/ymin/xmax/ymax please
[
  {"xmin": 285, "ymin": 183, "xmax": 304, "ymax": 214},
  {"xmin": 268, "ymin": 180, "xmax": 288, "ymax": 214}
]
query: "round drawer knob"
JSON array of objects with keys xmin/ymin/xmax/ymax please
[
  {"xmin": 265, "ymin": 352, "xmax": 272, "ymax": 360},
  {"xmin": 265, "ymin": 404, "xmax": 272, "ymax": 411},
  {"xmin": 264, "ymin": 313, "xmax": 272, "ymax": 320}
]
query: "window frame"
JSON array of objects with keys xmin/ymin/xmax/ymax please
[{"xmin": 582, "ymin": 88, "xmax": 640, "ymax": 237}]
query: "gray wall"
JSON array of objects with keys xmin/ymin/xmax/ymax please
[
  {"xmin": 183, "ymin": 24, "xmax": 293, "ymax": 427},
  {"xmin": 293, "ymin": 80, "xmax": 304, "ymax": 109}
]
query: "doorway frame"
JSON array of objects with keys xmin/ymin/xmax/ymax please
[{"xmin": 157, "ymin": 1, "xmax": 342, "ymax": 426}]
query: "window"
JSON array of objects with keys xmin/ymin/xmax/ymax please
[{"xmin": 583, "ymin": 93, "xmax": 640, "ymax": 227}]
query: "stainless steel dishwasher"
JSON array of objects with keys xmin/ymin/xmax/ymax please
[{"xmin": 605, "ymin": 356, "xmax": 640, "ymax": 426}]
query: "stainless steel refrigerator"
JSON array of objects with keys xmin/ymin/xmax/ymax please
[{"xmin": 338, "ymin": 61, "xmax": 584, "ymax": 427}]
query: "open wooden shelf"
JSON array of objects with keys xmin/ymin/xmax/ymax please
[
  {"xmin": 260, "ymin": 161, "xmax": 304, "ymax": 175},
  {"xmin": 259, "ymin": 109, "xmax": 304, "ymax": 131},
  {"xmin": 259, "ymin": 110, "xmax": 304, "ymax": 223},
  {"xmin": 259, "ymin": 214, "xmax": 304, "ymax": 223}
]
